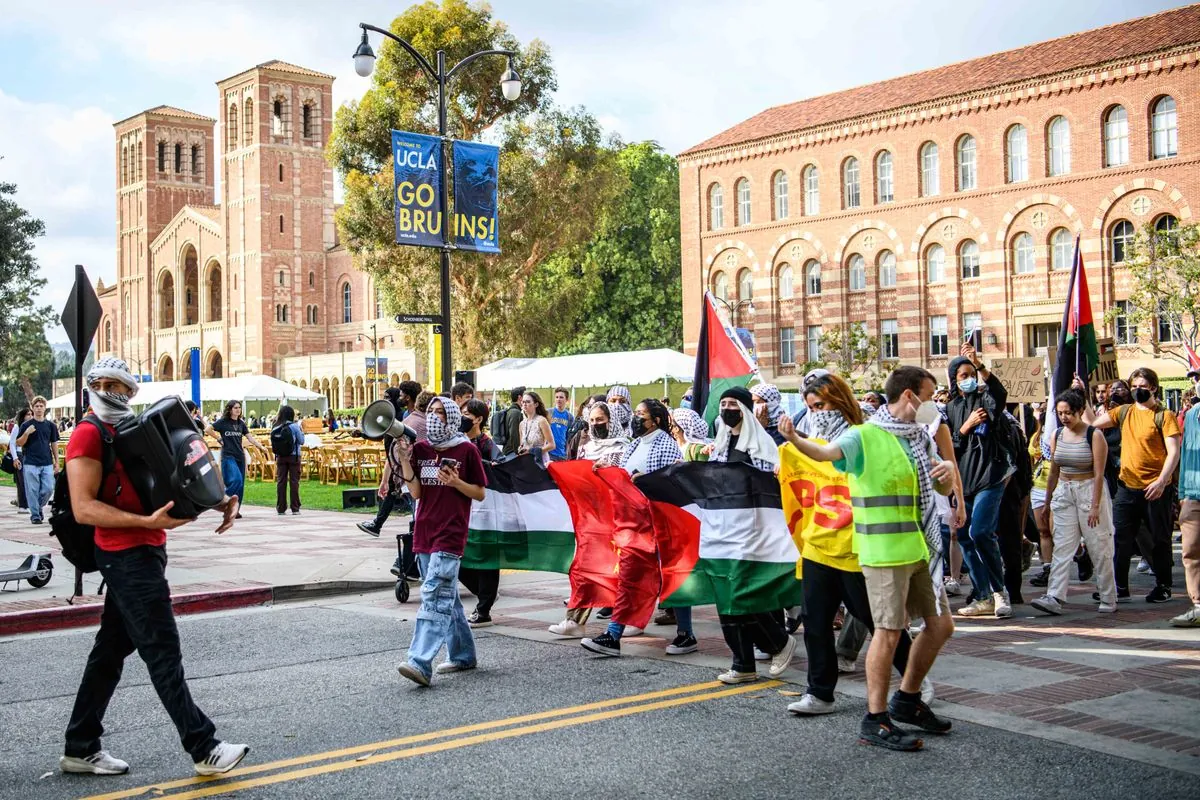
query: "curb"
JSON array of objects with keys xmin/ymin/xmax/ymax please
[{"xmin": 0, "ymin": 579, "xmax": 396, "ymax": 636}]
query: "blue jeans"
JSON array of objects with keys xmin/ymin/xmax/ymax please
[
  {"xmin": 674, "ymin": 606, "xmax": 693, "ymax": 636},
  {"xmin": 23, "ymin": 463, "xmax": 54, "ymax": 521},
  {"xmin": 221, "ymin": 458, "xmax": 245, "ymax": 505},
  {"xmin": 406, "ymin": 552, "xmax": 476, "ymax": 679},
  {"xmin": 956, "ymin": 481, "xmax": 1008, "ymax": 596}
]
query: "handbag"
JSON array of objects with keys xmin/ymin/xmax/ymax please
[{"xmin": 0, "ymin": 449, "xmax": 15, "ymax": 475}]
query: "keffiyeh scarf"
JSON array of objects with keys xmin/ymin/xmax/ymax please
[
  {"xmin": 671, "ymin": 407, "xmax": 711, "ymax": 443},
  {"xmin": 621, "ymin": 428, "xmax": 682, "ymax": 475},
  {"xmin": 426, "ymin": 397, "xmax": 470, "ymax": 450}
]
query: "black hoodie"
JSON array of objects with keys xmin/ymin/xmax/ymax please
[{"xmin": 945, "ymin": 356, "xmax": 1014, "ymax": 495}]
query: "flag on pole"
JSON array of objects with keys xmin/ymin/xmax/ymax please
[
  {"xmin": 1051, "ymin": 235, "xmax": 1100, "ymax": 399},
  {"xmin": 691, "ymin": 292, "xmax": 756, "ymax": 428},
  {"xmin": 1183, "ymin": 340, "xmax": 1200, "ymax": 374},
  {"xmin": 464, "ymin": 456, "xmax": 575, "ymax": 573}
]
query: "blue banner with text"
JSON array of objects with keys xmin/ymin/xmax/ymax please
[
  {"xmin": 392, "ymin": 130, "xmax": 443, "ymax": 248},
  {"xmin": 452, "ymin": 140, "xmax": 500, "ymax": 253}
]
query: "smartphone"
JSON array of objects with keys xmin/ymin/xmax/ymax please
[{"xmin": 438, "ymin": 457, "xmax": 460, "ymax": 471}]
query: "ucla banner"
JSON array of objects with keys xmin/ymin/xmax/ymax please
[
  {"xmin": 392, "ymin": 130, "xmax": 443, "ymax": 247},
  {"xmin": 452, "ymin": 140, "xmax": 500, "ymax": 253}
]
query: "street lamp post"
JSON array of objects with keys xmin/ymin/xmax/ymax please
[
  {"xmin": 352, "ymin": 23, "xmax": 521, "ymax": 394},
  {"xmin": 358, "ymin": 322, "xmax": 394, "ymax": 403},
  {"xmin": 711, "ymin": 296, "xmax": 755, "ymax": 329}
]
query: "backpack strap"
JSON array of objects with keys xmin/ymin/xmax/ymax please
[
  {"xmin": 1086, "ymin": 425, "xmax": 1096, "ymax": 449},
  {"xmin": 1115, "ymin": 404, "xmax": 1130, "ymax": 428},
  {"xmin": 80, "ymin": 414, "xmax": 117, "ymax": 499},
  {"xmin": 1154, "ymin": 409, "xmax": 1165, "ymax": 431}
]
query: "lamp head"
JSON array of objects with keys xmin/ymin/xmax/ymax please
[
  {"xmin": 353, "ymin": 30, "xmax": 377, "ymax": 77},
  {"xmin": 500, "ymin": 60, "xmax": 522, "ymax": 101}
]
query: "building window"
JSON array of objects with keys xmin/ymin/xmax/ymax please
[
  {"xmin": 1105, "ymin": 106, "xmax": 1129, "ymax": 167},
  {"xmin": 375, "ymin": 286, "xmax": 384, "ymax": 319},
  {"xmin": 926, "ymin": 244, "xmax": 945, "ymax": 284},
  {"xmin": 805, "ymin": 260, "xmax": 821, "ymax": 296},
  {"xmin": 157, "ymin": 141, "xmax": 166, "ymax": 171},
  {"xmin": 736, "ymin": 178, "xmax": 751, "ymax": 225},
  {"xmin": 308, "ymin": 270, "xmax": 315, "ymax": 287},
  {"xmin": 1047, "ymin": 116, "xmax": 1071, "ymax": 176},
  {"xmin": 233, "ymin": 274, "xmax": 238, "ymax": 290},
  {"xmin": 772, "ymin": 171, "xmax": 789, "ymax": 220},
  {"xmin": 963, "ymin": 312, "xmax": 982, "ymax": 345},
  {"xmin": 1110, "ymin": 220, "xmax": 1134, "ymax": 263},
  {"xmin": 1007, "ymin": 125, "xmax": 1028, "ymax": 182},
  {"xmin": 881, "ymin": 319, "xmax": 899, "ymax": 360},
  {"xmin": 842, "ymin": 157, "xmax": 860, "ymax": 209},
  {"xmin": 136, "ymin": 141, "xmax": 143, "ymax": 181},
  {"xmin": 848, "ymin": 254, "xmax": 866, "ymax": 291},
  {"xmin": 708, "ymin": 184, "xmax": 724, "ymax": 230},
  {"xmin": 929, "ymin": 316, "xmax": 948, "ymax": 357},
  {"xmin": 282, "ymin": 304, "xmax": 288, "ymax": 323},
  {"xmin": 279, "ymin": 164, "xmax": 285, "ymax": 182},
  {"xmin": 342, "ymin": 282, "xmax": 352, "ymax": 323},
  {"xmin": 1027, "ymin": 323, "xmax": 1060, "ymax": 356},
  {"xmin": 121, "ymin": 147, "xmax": 128, "ymax": 185},
  {"xmin": 878, "ymin": 250, "xmax": 896, "ymax": 288},
  {"xmin": 1051, "ymin": 228, "xmax": 1073, "ymax": 271},
  {"xmin": 778, "ymin": 265, "xmax": 794, "ymax": 299},
  {"xmin": 302, "ymin": 103, "xmax": 314, "ymax": 139},
  {"xmin": 1158, "ymin": 300, "xmax": 1177, "ymax": 342},
  {"xmin": 1155, "ymin": 214, "xmax": 1179, "ymax": 248},
  {"xmin": 279, "ymin": 215, "xmax": 285, "ymax": 234},
  {"xmin": 228, "ymin": 104, "xmax": 239, "ymax": 149},
  {"xmin": 1115, "ymin": 300, "xmax": 1136, "ymax": 345},
  {"xmin": 244, "ymin": 98, "xmax": 254, "ymax": 145},
  {"xmin": 956, "ymin": 135, "xmax": 976, "ymax": 191},
  {"xmin": 737, "ymin": 268, "xmax": 753, "ymax": 301},
  {"xmin": 272, "ymin": 98, "xmax": 286, "ymax": 136},
  {"xmin": 875, "ymin": 151, "xmax": 893, "ymax": 203},
  {"xmin": 807, "ymin": 325, "xmax": 822, "ymax": 362},
  {"xmin": 1152, "ymin": 96, "xmax": 1178, "ymax": 159},
  {"xmin": 919, "ymin": 142, "xmax": 939, "ymax": 196},
  {"xmin": 1013, "ymin": 232, "xmax": 1035, "ymax": 274},
  {"xmin": 191, "ymin": 145, "xmax": 200, "ymax": 176},
  {"xmin": 803, "ymin": 165, "xmax": 819, "ymax": 215},
  {"xmin": 174, "ymin": 143, "xmax": 182, "ymax": 173},
  {"xmin": 278, "ymin": 269, "xmax": 286, "ymax": 286},
  {"xmin": 713, "ymin": 271, "xmax": 728, "ymax": 300},
  {"xmin": 958, "ymin": 239, "xmax": 980, "ymax": 279},
  {"xmin": 779, "ymin": 327, "xmax": 796, "ymax": 365}
]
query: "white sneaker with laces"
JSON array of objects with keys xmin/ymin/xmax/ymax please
[
  {"xmin": 943, "ymin": 579, "xmax": 962, "ymax": 597},
  {"xmin": 1098, "ymin": 602, "xmax": 1117, "ymax": 613},
  {"xmin": 753, "ymin": 647, "xmax": 770, "ymax": 662},
  {"xmin": 1136, "ymin": 558, "xmax": 1151, "ymax": 574},
  {"xmin": 717, "ymin": 669, "xmax": 758, "ymax": 684},
  {"xmin": 1170, "ymin": 605, "xmax": 1200, "ymax": 627},
  {"xmin": 548, "ymin": 619, "xmax": 586, "ymax": 638},
  {"xmin": 787, "ymin": 693, "xmax": 835, "ymax": 715},
  {"xmin": 435, "ymin": 661, "xmax": 476, "ymax": 674},
  {"xmin": 993, "ymin": 592, "xmax": 1012, "ymax": 619},
  {"xmin": 1030, "ymin": 595, "xmax": 1063, "ymax": 616},
  {"xmin": 920, "ymin": 676, "xmax": 935, "ymax": 705},
  {"xmin": 836, "ymin": 656, "xmax": 857, "ymax": 674},
  {"xmin": 768, "ymin": 635, "xmax": 798, "ymax": 677},
  {"xmin": 623, "ymin": 626, "xmax": 644, "ymax": 637},
  {"xmin": 194, "ymin": 742, "xmax": 250, "ymax": 776},
  {"xmin": 60, "ymin": 751, "xmax": 129, "ymax": 775}
]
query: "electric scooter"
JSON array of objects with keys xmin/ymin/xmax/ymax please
[{"xmin": 0, "ymin": 553, "xmax": 53, "ymax": 590}]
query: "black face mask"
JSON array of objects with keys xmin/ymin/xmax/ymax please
[
  {"xmin": 1133, "ymin": 387, "xmax": 1153, "ymax": 404},
  {"xmin": 459, "ymin": 417, "xmax": 474, "ymax": 434},
  {"xmin": 1110, "ymin": 389, "xmax": 1131, "ymax": 405},
  {"xmin": 592, "ymin": 423, "xmax": 609, "ymax": 440},
  {"xmin": 631, "ymin": 416, "xmax": 647, "ymax": 437},
  {"xmin": 720, "ymin": 408, "xmax": 743, "ymax": 428}
]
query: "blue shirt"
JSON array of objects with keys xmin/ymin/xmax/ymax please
[
  {"xmin": 1180, "ymin": 405, "xmax": 1200, "ymax": 501},
  {"xmin": 288, "ymin": 422, "xmax": 304, "ymax": 456},
  {"xmin": 17, "ymin": 418, "xmax": 59, "ymax": 467},
  {"xmin": 549, "ymin": 407, "xmax": 572, "ymax": 458}
]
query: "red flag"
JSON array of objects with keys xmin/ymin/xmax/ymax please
[
  {"xmin": 595, "ymin": 468, "xmax": 662, "ymax": 630},
  {"xmin": 1184, "ymin": 340, "xmax": 1200, "ymax": 373},
  {"xmin": 547, "ymin": 461, "xmax": 619, "ymax": 610}
]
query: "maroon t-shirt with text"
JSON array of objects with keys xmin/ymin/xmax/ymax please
[{"xmin": 411, "ymin": 440, "xmax": 487, "ymax": 557}]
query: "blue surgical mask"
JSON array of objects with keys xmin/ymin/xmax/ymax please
[{"xmin": 958, "ymin": 377, "xmax": 978, "ymax": 394}]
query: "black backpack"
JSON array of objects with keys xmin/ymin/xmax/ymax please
[
  {"xmin": 490, "ymin": 404, "xmax": 510, "ymax": 448},
  {"xmin": 995, "ymin": 412, "xmax": 1033, "ymax": 495},
  {"xmin": 270, "ymin": 422, "xmax": 296, "ymax": 456},
  {"xmin": 48, "ymin": 415, "xmax": 115, "ymax": 573}
]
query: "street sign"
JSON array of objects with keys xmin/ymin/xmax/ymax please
[
  {"xmin": 61, "ymin": 266, "xmax": 102, "ymax": 360},
  {"xmin": 990, "ymin": 357, "xmax": 1047, "ymax": 403},
  {"xmin": 395, "ymin": 314, "xmax": 443, "ymax": 325}
]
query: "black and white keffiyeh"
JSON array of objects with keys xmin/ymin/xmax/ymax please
[{"xmin": 620, "ymin": 428, "xmax": 682, "ymax": 475}]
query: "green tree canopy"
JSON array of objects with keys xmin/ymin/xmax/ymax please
[{"xmin": 0, "ymin": 178, "xmax": 54, "ymax": 412}]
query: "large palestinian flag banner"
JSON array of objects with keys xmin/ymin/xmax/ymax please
[
  {"xmin": 636, "ymin": 462, "xmax": 803, "ymax": 615},
  {"xmin": 463, "ymin": 455, "xmax": 575, "ymax": 573},
  {"xmin": 692, "ymin": 291, "xmax": 756, "ymax": 429}
]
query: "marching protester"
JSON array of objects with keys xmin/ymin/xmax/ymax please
[
  {"xmin": 491, "ymin": 387, "xmax": 524, "ymax": 457},
  {"xmin": 750, "ymin": 383, "xmax": 787, "ymax": 445},
  {"xmin": 606, "ymin": 385, "xmax": 633, "ymax": 435},
  {"xmin": 1173, "ymin": 367, "xmax": 1200, "ymax": 627},
  {"xmin": 565, "ymin": 394, "xmax": 606, "ymax": 460},
  {"xmin": 61, "ymin": 358, "xmax": 246, "ymax": 777},
  {"xmin": 549, "ymin": 388, "xmax": 573, "ymax": 461},
  {"xmin": 211, "ymin": 400, "xmax": 269, "ymax": 518},
  {"xmin": 518, "ymin": 390, "xmax": 555, "ymax": 467},
  {"xmin": 271, "ymin": 406, "xmax": 305, "ymax": 516},
  {"xmin": 14, "ymin": 395, "xmax": 59, "ymax": 525},
  {"xmin": 669, "ymin": 407, "xmax": 711, "ymax": 463},
  {"xmin": 458, "ymin": 398, "xmax": 501, "ymax": 628},
  {"xmin": 450, "ymin": 381, "xmax": 474, "ymax": 409},
  {"xmin": 358, "ymin": 386, "xmax": 415, "ymax": 538}
]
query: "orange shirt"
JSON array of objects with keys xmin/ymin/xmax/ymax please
[{"xmin": 1117, "ymin": 404, "xmax": 1181, "ymax": 489}]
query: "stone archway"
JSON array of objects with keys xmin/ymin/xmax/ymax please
[
  {"xmin": 157, "ymin": 271, "xmax": 176, "ymax": 329},
  {"xmin": 181, "ymin": 245, "xmax": 199, "ymax": 326},
  {"xmin": 157, "ymin": 354, "xmax": 174, "ymax": 381},
  {"xmin": 205, "ymin": 349, "xmax": 223, "ymax": 378},
  {"xmin": 205, "ymin": 260, "xmax": 223, "ymax": 322}
]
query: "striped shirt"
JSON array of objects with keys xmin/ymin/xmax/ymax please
[{"xmin": 1053, "ymin": 428, "xmax": 1094, "ymax": 477}]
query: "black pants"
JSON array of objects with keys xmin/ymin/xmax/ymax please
[
  {"xmin": 801, "ymin": 558, "xmax": 912, "ymax": 702},
  {"xmin": 458, "ymin": 568, "xmax": 500, "ymax": 616},
  {"xmin": 1113, "ymin": 484, "xmax": 1175, "ymax": 590},
  {"xmin": 718, "ymin": 612, "xmax": 789, "ymax": 673},
  {"xmin": 14, "ymin": 465, "xmax": 27, "ymax": 508},
  {"xmin": 65, "ymin": 545, "xmax": 217, "ymax": 761},
  {"xmin": 997, "ymin": 481, "xmax": 1029, "ymax": 601},
  {"xmin": 276, "ymin": 455, "xmax": 301, "ymax": 513}
]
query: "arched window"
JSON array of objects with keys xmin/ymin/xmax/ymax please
[
  {"xmin": 875, "ymin": 151, "xmax": 893, "ymax": 203},
  {"xmin": 136, "ymin": 141, "xmax": 143, "ymax": 181},
  {"xmin": 955, "ymin": 136, "xmax": 974, "ymax": 190},
  {"xmin": 121, "ymin": 147, "xmax": 128, "ymax": 185},
  {"xmin": 878, "ymin": 250, "xmax": 896, "ymax": 288},
  {"xmin": 1013, "ymin": 232, "xmax": 1035, "ymax": 274},
  {"xmin": 174, "ymin": 143, "xmax": 182, "ymax": 173},
  {"xmin": 103, "ymin": 319, "xmax": 112, "ymax": 352},
  {"xmin": 281, "ymin": 304, "xmax": 288, "ymax": 323},
  {"xmin": 1051, "ymin": 228, "xmax": 1073, "ymax": 271},
  {"xmin": 272, "ymin": 97, "xmax": 286, "ymax": 136},
  {"xmin": 1047, "ymin": 116, "xmax": 1071, "ymax": 176},
  {"xmin": 342, "ymin": 282, "xmax": 353, "ymax": 323},
  {"xmin": 848, "ymin": 254, "xmax": 866, "ymax": 291},
  {"xmin": 243, "ymin": 98, "xmax": 254, "ymax": 145},
  {"xmin": 1110, "ymin": 219, "xmax": 1134, "ymax": 263},
  {"xmin": 302, "ymin": 103, "xmax": 314, "ymax": 139},
  {"xmin": 920, "ymin": 142, "xmax": 939, "ymax": 196},
  {"xmin": 772, "ymin": 171, "xmax": 789, "ymax": 220},
  {"xmin": 191, "ymin": 145, "xmax": 200, "ymax": 176},
  {"xmin": 805, "ymin": 260, "xmax": 822, "ymax": 295},
  {"xmin": 959, "ymin": 239, "xmax": 980, "ymax": 279},
  {"xmin": 1007, "ymin": 125, "xmax": 1028, "ymax": 182},
  {"xmin": 309, "ymin": 271, "xmax": 316, "ymax": 287},
  {"xmin": 123, "ymin": 292, "xmax": 131, "ymax": 334},
  {"xmin": 778, "ymin": 264, "xmax": 794, "ymax": 299},
  {"xmin": 375, "ymin": 286, "xmax": 384, "ymax": 319},
  {"xmin": 279, "ymin": 215, "xmax": 285, "ymax": 234},
  {"xmin": 737, "ymin": 268, "xmax": 753, "ymax": 300},
  {"xmin": 1155, "ymin": 214, "xmax": 1179, "ymax": 248},
  {"xmin": 803, "ymin": 165, "xmax": 819, "ymax": 215},
  {"xmin": 157, "ymin": 140, "xmax": 166, "ymax": 172},
  {"xmin": 279, "ymin": 163, "xmax": 284, "ymax": 182},
  {"xmin": 708, "ymin": 184, "xmax": 724, "ymax": 230},
  {"xmin": 712, "ymin": 271, "xmax": 728, "ymax": 300},
  {"xmin": 842, "ymin": 157, "xmax": 860, "ymax": 209},
  {"xmin": 278, "ymin": 269, "xmax": 286, "ymax": 286},
  {"xmin": 1152, "ymin": 96, "xmax": 1178, "ymax": 159},
  {"xmin": 1105, "ymin": 106, "xmax": 1129, "ymax": 167},
  {"xmin": 736, "ymin": 178, "xmax": 751, "ymax": 225},
  {"xmin": 228, "ymin": 104, "xmax": 239, "ymax": 149},
  {"xmin": 926, "ymin": 244, "xmax": 945, "ymax": 284}
]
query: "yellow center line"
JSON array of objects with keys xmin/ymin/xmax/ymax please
[
  {"xmin": 162, "ymin": 681, "xmax": 781, "ymax": 800},
  {"xmin": 82, "ymin": 679, "xmax": 728, "ymax": 800}
]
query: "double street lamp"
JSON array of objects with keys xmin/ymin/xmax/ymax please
[
  {"xmin": 357, "ymin": 322, "xmax": 394, "ymax": 403},
  {"xmin": 352, "ymin": 23, "xmax": 521, "ymax": 394},
  {"xmin": 712, "ymin": 296, "xmax": 755, "ymax": 329}
]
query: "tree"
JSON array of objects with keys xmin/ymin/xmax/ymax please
[
  {"xmin": 800, "ymin": 323, "xmax": 882, "ymax": 390},
  {"xmin": 330, "ymin": 0, "xmax": 621, "ymax": 366},
  {"xmin": 1108, "ymin": 221, "xmax": 1200, "ymax": 368},
  {"xmin": 0, "ymin": 179, "xmax": 54, "ymax": 412},
  {"xmin": 1, "ymin": 316, "xmax": 53, "ymax": 417}
]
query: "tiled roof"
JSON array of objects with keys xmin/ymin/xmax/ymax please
[
  {"xmin": 681, "ymin": 5, "xmax": 1200, "ymax": 156},
  {"xmin": 256, "ymin": 60, "xmax": 335, "ymax": 79},
  {"xmin": 114, "ymin": 105, "xmax": 215, "ymax": 127},
  {"xmin": 190, "ymin": 204, "xmax": 222, "ymax": 222}
]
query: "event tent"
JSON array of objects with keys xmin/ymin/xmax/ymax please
[
  {"xmin": 472, "ymin": 348, "xmax": 695, "ymax": 393},
  {"xmin": 46, "ymin": 375, "xmax": 328, "ymax": 418}
]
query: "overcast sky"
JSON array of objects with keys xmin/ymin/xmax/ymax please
[{"xmin": 0, "ymin": 0, "xmax": 1181, "ymax": 341}]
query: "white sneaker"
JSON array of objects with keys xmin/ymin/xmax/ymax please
[
  {"xmin": 1136, "ymin": 558, "xmax": 1151, "ymax": 574},
  {"xmin": 435, "ymin": 661, "xmax": 476, "ymax": 674},
  {"xmin": 768, "ymin": 635, "xmax": 798, "ymax": 678},
  {"xmin": 194, "ymin": 742, "xmax": 250, "ymax": 776},
  {"xmin": 920, "ymin": 676, "xmax": 935, "ymax": 705},
  {"xmin": 787, "ymin": 693, "xmax": 835, "ymax": 715},
  {"xmin": 60, "ymin": 751, "xmax": 129, "ymax": 775},
  {"xmin": 624, "ymin": 626, "xmax": 644, "ymax": 637},
  {"xmin": 754, "ymin": 647, "xmax": 770, "ymax": 662},
  {"xmin": 717, "ymin": 669, "xmax": 758, "ymax": 684},
  {"xmin": 548, "ymin": 619, "xmax": 586, "ymax": 638},
  {"xmin": 1030, "ymin": 595, "xmax": 1063, "ymax": 616},
  {"xmin": 956, "ymin": 597, "xmax": 995, "ymax": 617},
  {"xmin": 944, "ymin": 578, "xmax": 963, "ymax": 597},
  {"xmin": 837, "ymin": 656, "xmax": 857, "ymax": 674},
  {"xmin": 993, "ymin": 592, "xmax": 1012, "ymax": 619},
  {"xmin": 1098, "ymin": 603, "xmax": 1117, "ymax": 613},
  {"xmin": 1169, "ymin": 605, "xmax": 1200, "ymax": 627}
]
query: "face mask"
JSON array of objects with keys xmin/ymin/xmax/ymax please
[
  {"xmin": 1133, "ymin": 387, "xmax": 1153, "ymax": 404},
  {"xmin": 915, "ymin": 400, "xmax": 941, "ymax": 426},
  {"xmin": 1110, "ymin": 389, "xmax": 1131, "ymax": 405},
  {"xmin": 459, "ymin": 417, "xmax": 474, "ymax": 434},
  {"xmin": 591, "ymin": 423, "xmax": 609, "ymax": 440},
  {"xmin": 89, "ymin": 389, "xmax": 134, "ymax": 424},
  {"xmin": 958, "ymin": 377, "xmax": 978, "ymax": 394},
  {"xmin": 631, "ymin": 416, "xmax": 647, "ymax": 437},
  {"xmin": 680, "ymin": 397, "xmax": 692, "ymax": 410},
  {"xmin": 720, "ymin": 408, "xmax": 742, "ymax": 428},
  {"xmin": 810, "ymin": 410, "xmax": 843, "ymax": 440}
]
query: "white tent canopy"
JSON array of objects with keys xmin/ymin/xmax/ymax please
[
  {"xmin": 472, "ymin": 348, "xmax": 695, "ymax": 392},
  {"xmin": 47, "ymin": 375, "xmax": 327, "ymax": 415}
]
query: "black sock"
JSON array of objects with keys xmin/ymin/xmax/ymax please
[
  {"xmin": 865, "ymin": 711, "xmax": 889, "ymax": 723},
  {"xmin": 896, "ymin": 689, "xmax": 921, "ymax": 703}
]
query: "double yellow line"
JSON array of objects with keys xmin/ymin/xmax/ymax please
[{"xmin": 83, "ymin": 678, "xmax": 779, "ymax": 800}]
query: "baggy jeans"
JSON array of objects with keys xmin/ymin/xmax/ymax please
[{"xmin": 405, "ymin": 551, "xmax": 476, "ymax": 679}]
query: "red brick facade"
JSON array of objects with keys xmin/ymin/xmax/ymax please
[{"xmin": 679, "ymin": 7, "xmax": 1200, "ymax": 388}]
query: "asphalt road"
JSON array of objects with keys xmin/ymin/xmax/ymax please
[{"xmin": 1, "ymin": 597, "xmax": 1193, "ymax": 800}]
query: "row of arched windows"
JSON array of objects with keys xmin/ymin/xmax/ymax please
[
  {"xmin": 707, "ymin": 96, "xmax": 1179, "ymax": 230},
  {"xmin": 227, "ymin": 95, "xmax": 317, "ymax": 150}
]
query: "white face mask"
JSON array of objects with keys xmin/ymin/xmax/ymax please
[{"xmin": 915, "ymin": 400, "xmax": 941, "ymax": 426}]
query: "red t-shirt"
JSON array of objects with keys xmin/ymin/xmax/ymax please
[
  {"xmin": 411, "ymin": 440, "xmax": 487, "ymax": 557},
  {"xmin": 66, "ymin": 420, "xmax": 167, "ymax": 552}
]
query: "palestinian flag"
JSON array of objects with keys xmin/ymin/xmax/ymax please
[
  {"xmin": 637, "ymin": 462, "xmax": 803, "ymax": 615},
  {"xmin": 464, "ymin": 455, "xmax": 575, "ymax": 573},
  {"xmin": 1051, "ymin": 235, "xmax": 1100, "ymax": 399},
  {"xmin": 692, "ymin": 291, "xmax": 756, "ymax": 428}
]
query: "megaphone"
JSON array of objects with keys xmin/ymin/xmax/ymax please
[{"xmin": 362, "ymin": 399, "xmax": 415, "ymax": 442}]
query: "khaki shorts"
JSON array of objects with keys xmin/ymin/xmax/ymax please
[{"xmin": 861, "ymin": 560, "xmax": 947, "ymax": 630}]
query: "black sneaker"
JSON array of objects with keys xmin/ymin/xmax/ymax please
[
  {"xmin": 468, "ymin": 610, "xmax": 494, "ymax": 628},
  {"xmin": 1029, "ymin": 565, "xmax": 1050, "ymax": 587},
  {"xmin": 596, "ymin": 607, "xmax": 613, "ymax": 620},
  {"xmin": 665, "ymin": 633, "xmax": 698, "ymax": 655},
  {"xmin": 859, "ymin": 715, "xmax": 923, "ymax": 751},
  {"xmin": 1146, "ymin": 585, "xmax": 1173, "ymax": 604},
  {"xmin": 390, "ymin": 557, "xmax": 402, "ymax": 577},
  {"xmin": 357, "ymin": 521, "xmax": 381, "ymax": 537},
  {"xmin": 581, "ymin": 632, "xmax": 620, "ymax": 657},
  {"xmin": 888, "ymin": 693, "xmax": 952, "ymax": 734},
  {"xmin": 1094, "ymin": 588, "xmax": 1130, "ymax": 603},
  {"xmin": 1075, "ymin": 550, "xmax": 1094, "ymax": 582}
]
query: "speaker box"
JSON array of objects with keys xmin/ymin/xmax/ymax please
[
  {"xmin": 342, "ymin": 488, "xmax": 377, "ymax": 510},
  {"xmin": 454, "ymin": 370, "xmax": 477, "ymax": 389}
]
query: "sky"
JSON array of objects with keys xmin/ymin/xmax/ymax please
[{"xmin": 0, "ymin": 0, "xmax": 1183, "ymax": 342}]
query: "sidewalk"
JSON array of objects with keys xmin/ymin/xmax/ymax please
[{"xmin": 0, "ymin": 483, "xmax": 401, "ymax": 633}]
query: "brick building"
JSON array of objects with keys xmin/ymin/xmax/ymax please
[
  {"xmin": 678, "ymin": 6, "xmax": 1200, "ymax": 393},
  {"xmin": 98, "ymin": 60, "xmax": 418, "ymax": 410}
]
